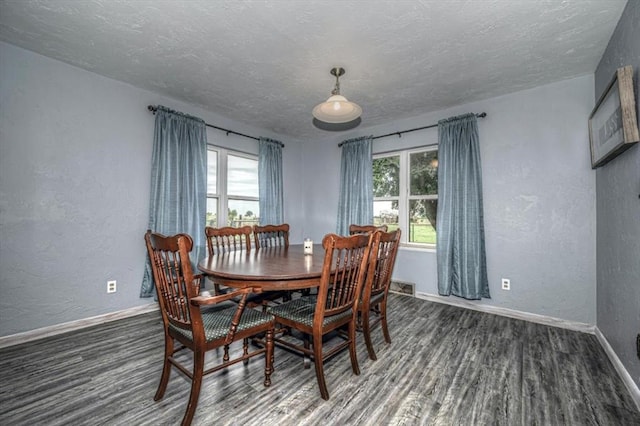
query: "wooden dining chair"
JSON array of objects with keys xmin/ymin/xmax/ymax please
[
  {"xmin": 205, "ymin": 225, "xmax": 252, "ymax": 254},
  {"xmin": 144, "ymin": 230, "xmax": 274, "ymax": 426},
  {"xmin": 359, "ymin": 229, "xmax": 401, "ymax": 361},
  {"xmin": 348, "ymin": 224, "xmax": 388, "ymax": 235},
  {"xmin": 267, "ymin": 232, "xmax": 373, "ymax": 400},
  {"xmin": 204, "ymin": 226, "xmax": 252, "ymax": 295},
  {"xmin": 253, "ymin": 223, "xmax": 290, "ymax": 249}
]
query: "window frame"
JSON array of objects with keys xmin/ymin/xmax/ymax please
[
  {"xmin": 373, "ymin": 145, "xmax": 438, "ymax": 249},
  {"xmin": 206, "ymin": 145, "xmax": 259, "ymax": 228}
]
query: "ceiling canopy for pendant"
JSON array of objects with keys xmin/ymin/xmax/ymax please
[{"xmin": 312, "ymin": 67, "xmax": 362, "ymax": 131}]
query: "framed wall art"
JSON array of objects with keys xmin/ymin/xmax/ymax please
[{"xmin": 588, "ymin": 65, "xmax": 639, "ymax": 169}]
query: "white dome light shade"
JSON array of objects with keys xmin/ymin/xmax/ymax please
[
  {"xmin": 312, "ymin": 94, "xmax": 362, "ymax": 123},
  {"xmin": 312, "ymin": 67, "xmax": 362, "ymax": 128}
]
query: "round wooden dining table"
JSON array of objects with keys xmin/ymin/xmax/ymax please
[{"xmin": 197, "ymin": 244, "xmax": 326, "ymax": 291}]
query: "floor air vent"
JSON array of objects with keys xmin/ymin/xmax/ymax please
[{"xmin": 389, "ymin": 280, "xmax": 415, "ymax": 296}]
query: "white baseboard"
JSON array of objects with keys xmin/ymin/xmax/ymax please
[
  {"xmin": 0, "ymin": 303, "xmax": 159, "ymax": 349},
  {"xmin": 594, "ymin": 327, "xmax": 640, "ymax": 412},
  {"xmin": 415, "ymin": 291, "xmax": 595, "ymax": 334}
]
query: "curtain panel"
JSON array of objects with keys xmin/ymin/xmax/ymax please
[
  {"xmin": 336, "ymin": 136, "xmax": 373, "ymax": 236},
  {"xmin": 140, "ymin": 106, "xmax": 208, "ymax": 298},
  {"xmin": 436, "ymin": 113, "xmax": 490, "ymax": 300},
  {"xmin": 258, "ymin": 137, "xmax": 284, "ymax": 225}
]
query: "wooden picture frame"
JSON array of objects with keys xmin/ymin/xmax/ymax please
[{"xmin": 588, "ymin": 65, "xmax": 639, "ymax": 169}]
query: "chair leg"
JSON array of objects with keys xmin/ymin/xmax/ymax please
[
  {"xmin": 182, "ymin": 350, "xmax": 204, "ymax": 426},
  {"xmin": 264, "ymin": 329, "xmax": 274, "ymax": 387},
  {"xmin": 154, "ymin": 336, "xmax": 174, "ymax": 401},
  {"xmin": 348, "ymin": 321, "xmax": 360, "ymax": 376},
  {"xmin": 380, "ymin": 300, "xmax": 391, "ymax": 344},
  {"xmin": 243, "ymin": 338, "xmax": 249, "ymax": 365},
  {"xmin": 223, "ymin": 344, "xmax": 230, "ymax": 362},
  {"xmin": 312, "ymin": 334, "xmax": 329, "ymax": 400},
  {"xmin": 362, "ymin": 308, "xmax": 377, "ymax": 361},
  {"xmin": 303, "ymin": 334, "xmax": 311, "ymax": 369}
]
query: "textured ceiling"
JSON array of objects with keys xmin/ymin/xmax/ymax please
[{"xmin": 0, "ymin": 0, "xmax": 628, "ymax": 139}]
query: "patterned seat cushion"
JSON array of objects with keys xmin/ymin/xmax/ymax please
[
  {"xmin": 170, "ymin": 307, "xmax": 274, "ymax": 343},
  {"xmin": 359, "ymin": 291, "xmax": 385, "ymax": 307},
  {"xmin": 370, "ymin": 292, "xmax": 384, "ymax": 305},
  {"xmin": 267, "ymin": 296, "xmax": 353, "ymax": 328}
]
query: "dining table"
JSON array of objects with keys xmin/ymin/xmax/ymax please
[{"xmin": 197, "ymin": 244, "xmax": 326, "ymax": 292}]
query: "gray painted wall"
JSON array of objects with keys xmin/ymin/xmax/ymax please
[
  {"xmin": 594, "ymin": 0, "xmax": 640, "ymax": 388},
  {"xmin": 0, "ymin": 38, "xmax": 597, "ymax": 336},
  {"xmin": 301, "ymin": 75, "xmax": 597, "ymax": 324},
  {"xmin": 0, "ymin": 42, "xmax": 303, "ymax": 336}
]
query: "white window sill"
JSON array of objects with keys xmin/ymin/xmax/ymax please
[{"xmin": 399, "ymin": 243, "xmax": 436, "ymax": 253}]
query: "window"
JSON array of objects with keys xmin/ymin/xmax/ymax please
[
  {"xmin": 373, "ymin": 147, "xmax": 438, "ymax": 246},
  {"xmin": 206, "ymin": 146, "xmax": 259, "ymax": 228}
]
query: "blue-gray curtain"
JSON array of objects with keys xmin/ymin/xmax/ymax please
[
  {"xmin": 258, "ymin": 137, "xmax": 284, "ymax": 225},
  {"xmin": 140, "ymin": 106, "xmax": 208, "ymax": 298},
  {"xmin": 336, "ymin": 136, "xmax": 373, "ymax": 235},
  {"xmin": 436, "ymin": 113, "xmax": 489, "ymax": 300}
]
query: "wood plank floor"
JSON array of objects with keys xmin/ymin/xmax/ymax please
[{"xmin": 0, "ymin": 294, "xmax": 638, "ymax": 425}]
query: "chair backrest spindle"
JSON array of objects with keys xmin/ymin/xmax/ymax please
[
  {"xmin": 317, "ymin": 233, "xmax": 372, "ymax": 320},
  {"xmin": 253, "ymin": 223, "xmax": 290, "ymax": 249},
  {"xmin": 145, "ymin": 231, "xmax": 198, "ymax": 330},
  {"xmin": 205, "ymin": 226, "xmax": 253, "ymax": 255},
  {"xmin": 366, "ymin": 229, "xmax": 401, "ymax": 300}
]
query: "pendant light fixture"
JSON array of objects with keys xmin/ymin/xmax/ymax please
[{"xmin": 312, "ymin": 67, "xmax": 362, "ymax": 131}]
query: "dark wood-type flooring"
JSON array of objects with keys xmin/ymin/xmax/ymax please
[{"xmin": 1, "ymin": 294, "xmax": 638, "ymax": 425}]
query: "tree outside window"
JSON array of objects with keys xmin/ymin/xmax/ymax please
[{"xmin": 373, "ymin": 148, "xmax": 438, "ymax": 245}]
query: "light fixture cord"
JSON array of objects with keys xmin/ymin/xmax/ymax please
[{"xmin": 331, "ymin": 73, "xmax": 341, "ymax": 95}]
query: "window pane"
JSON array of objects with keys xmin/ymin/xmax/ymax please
[
  {"xmin": 206, "ymin": 198, "xmax": 218, "ymax": 227},
  {"xmin": 207, "ymin": 150, "xmax": 217, "ymax": 194},
  {"xmin": 373, "ymin": 200, "xmax": 399, "ymax": 229},
  {"xmin": 228, "ymin": 199, "xmax": 259, "ymax": 227},
  {"xmin": 409, "ymin": 199, "xmax": 437, "ymax": 244},
  {"xmin": 373, "ymin": 155, "xmax": 400, "ymax": 197},
  {"xmin": 228, "ymin": 155, "xmax": 258, "ymax": 197},
  {"xmin": 410, "ymin": 151, "xmax": 438, "ymax": 196}
]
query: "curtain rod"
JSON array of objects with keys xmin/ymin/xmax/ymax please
[
  {"xmin": 338, "ymin": 112, "xmax": 487, "ymax": 147},
  {"xmin": 147, "ymin": 105, "xmax": 284, "ymax": 147}
]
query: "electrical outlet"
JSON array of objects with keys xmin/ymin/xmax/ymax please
[
  {"xmin": 501, "ymin": 278, "xmax": 510, "ymax": 291},
  {"xmin": 107, "ymin": 280, "xmax": 117, "ymax": 293}
]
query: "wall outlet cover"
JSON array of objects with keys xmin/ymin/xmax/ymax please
[{"xmin": 501, "ymin": 278, "xmax": 510, "ymax": 290}]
